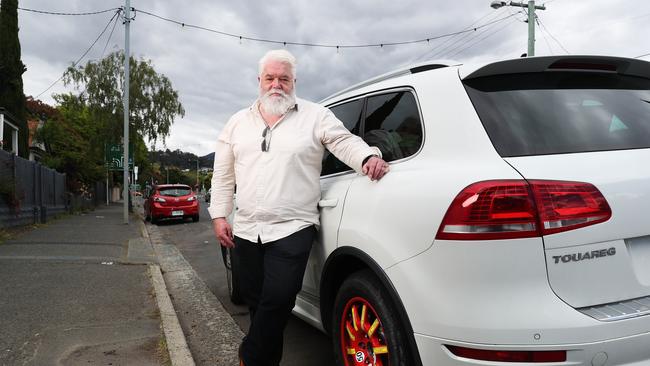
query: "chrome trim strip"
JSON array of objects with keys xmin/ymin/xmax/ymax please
[{"xmin": 578, "ymin": 295, "xmax": 650, "ymax": 321}]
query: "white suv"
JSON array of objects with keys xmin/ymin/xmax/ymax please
[{"xmin": 226, "ymin": 55, "xmax": 650, "ymax": 365}]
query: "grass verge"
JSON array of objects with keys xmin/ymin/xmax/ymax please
[{"xmin": 158, "ymin": 332, "xmax": 172, "ymax": 366}]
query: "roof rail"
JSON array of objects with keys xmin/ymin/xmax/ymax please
[{"xmin": 320, "ymin": 60, "xmax": 459, "ymax": 102}]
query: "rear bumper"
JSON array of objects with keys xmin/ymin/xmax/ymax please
[
  {"xmin": 416, "ymin": 330, "xmax": 650, "ymax": 365},
  {"xmin": 151, "ymin": 203, "xmax": 199, "ymax": 219},
  {"xmin": 386, "ymin": 238, "xmax": 650, "ymax": 365}
]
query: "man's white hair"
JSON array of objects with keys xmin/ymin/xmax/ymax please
[{"xmin": 258, "ymin": 49, "xmax": 297, "ymax": 78}]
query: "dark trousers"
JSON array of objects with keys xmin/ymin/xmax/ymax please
[{"xmin": 235, "ymin": 226, "xmax": 315, "ymax": 366}]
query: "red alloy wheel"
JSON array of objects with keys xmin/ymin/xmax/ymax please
[{"xmin": 340, "ymin": 296, "xmax": 390, "ymax": 366}]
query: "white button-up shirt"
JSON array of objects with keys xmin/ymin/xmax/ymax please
[{"xmin": 208, "ymin": 97, "xmax": 380, "ymax": 244}]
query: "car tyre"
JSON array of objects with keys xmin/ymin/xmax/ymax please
[
  {"xmin": 151, "ymin": 216, "xmax": 158, "ymax": 225},
  {"xmin": 221, "ymin": 246, "xmax": 243, "ymax": 305},
  {"xmin": 332, "ymin": 270, "xmax": 412, "ymax": 366},
  {"xmin": 192, "ymin": 214, "xmax": 199, "ymax": 222}
]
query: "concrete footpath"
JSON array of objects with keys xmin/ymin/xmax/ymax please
[{"xmin": 0, "ymin": 202, "xmax": 239, "ymax": 365}]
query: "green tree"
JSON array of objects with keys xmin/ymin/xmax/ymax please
[
  {"xmin": 63, "ymin": 51, "xmax": 185, "ymax": 145},
  {"xmin": 37, "ymin": 94, "xmax": 104, "ymax": 191},
  {"xmin": 131, "ymin": 134, "xmax": 156, "ymax": 186},
  {"xmin": 0, "ymin": 0, "xmax": 28, "ymax": 157}
]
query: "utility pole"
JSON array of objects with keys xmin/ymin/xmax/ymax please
[
  {"xmin": 490, "ymin": 0, "xmax": 546, "ymax": 56},
  {"xmin": 122, "ymin": 0, "xmax": 131, "ymax": 224},
  {"xmin": 196, "ymin": 159, "xmax": 199, "ymax": 191}
]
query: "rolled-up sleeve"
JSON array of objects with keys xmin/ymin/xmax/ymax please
[
  {"xmin": 319, "ymin": 109, "xmax": 381, "ymax": 174},
  {"xmin": 208, "ymin": 121, "xmax": 236, "ymax": 220}
]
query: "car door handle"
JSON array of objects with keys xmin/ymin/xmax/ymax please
[{"xmin": 318, "ymin": 199, "xmax": 338, "ymax": 208}]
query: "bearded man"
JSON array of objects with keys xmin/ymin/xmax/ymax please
[{"xmin": 209, "ymin": 49, "xmax": 389, "ymax": 366}]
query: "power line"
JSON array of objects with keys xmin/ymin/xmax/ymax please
[
  {"xmin": 414, "ymin": 8, "xmax": 509, "ymax": 62},
  {"xmin": 535, "ymin": 15, "xmax": 555, "ymax": 55},
  {"xmin": 446, "ymin": 18, "xmax": 518, "ymax": 59},
  {"xmin": 21, "ymin": 5, "xmax": 514, "ymax": 51},
  {"xmin": 20, "ymin": 4, "xmax": 649, "ymax": 63},
  {"xmin": 136, "ymin": 8, "xmax": 523, "ymax": 50},
  {"xmin": 35, "ymin": 10, "xmax": 122, "ymax": 99},
  {"xmin": 536, "ymin": 15, "xmax": 569, "ymax": 54},
  {"xmin": 71, "ymin": 14, "xmax": 122, "ymax": 101},
  {"xmin": 447, "ymin": 17, "xmax": 520, "ymax": 59},
  {"xmin": 432, "ymin": 11, "xmax": 523, "ymax": 59},
  {"xmin": 18, "ymin": 7, "xmax": 120, "ymax": 16},
  {"xmin": 411, "ymin": 8, "xmax": 507, "ymax": 62},
  {"xmin": 101, "ymin": 11, "xmax": 121, "ymax": 58},
  {"xmin": 538, "ymin": 22, "xmax": 555, "ymax": 55},
  {"xmin": 436, "ymin": 11, "xmax": 521, "ymax": 59}
]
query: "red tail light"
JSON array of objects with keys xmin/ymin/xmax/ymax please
[
  {"xmin": 436, "ymin": 180, "xmax": 611, "ymax": 240},
  {"xmin": 529, "ymin": 180, "xmax": 611, "ymax": 235},
  {"xmin": 447, "ymin": 345, "xmax": 566, "ymax": 363}
]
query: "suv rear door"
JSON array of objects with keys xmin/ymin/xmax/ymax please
[
  {"xmin": 337, "ymin": 89, "xmax": 431, "ymax": 266},
  {"xmin": 463, "ymin": 57, "xmax": 650, "ymax": 315}
]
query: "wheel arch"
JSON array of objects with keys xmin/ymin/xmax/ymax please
[{"xmin": 319, "ymin": 246, "xmax": 423, "ymax": 366}]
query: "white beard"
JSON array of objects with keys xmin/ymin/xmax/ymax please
[{"xmin": 259, "ymin": 89, "xmax": 296, "ymax": 116}]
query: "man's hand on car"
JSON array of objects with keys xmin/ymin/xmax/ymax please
[{"xmin": 363, "ymin": 156, "xmax": 390, "ymax": 181}]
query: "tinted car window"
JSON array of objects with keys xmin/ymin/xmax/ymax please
[
  {"xmin": 464, "ymin": 72, "xmax": 650, "ymax": 157},
  {"xmin": 322, "ymin": 99, "xmax": 364, "ymax": 176},
  {"xmin": 159, "ymin": 187, "xmax": 192, "ymax": 196},
  {"xmin": 363, "ymin": 91, "xmax": 423, "ymax": 162}
]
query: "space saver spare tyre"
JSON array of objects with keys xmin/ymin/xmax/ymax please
[{"xmin": 332, "ymin": 270, "xmax": 412, "ymax": 366}]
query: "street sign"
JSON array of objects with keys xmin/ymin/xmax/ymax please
[{"xmin": 105, "ymin": 144, "xmax": 134, "ymax": 171}]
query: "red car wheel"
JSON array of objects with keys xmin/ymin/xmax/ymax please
[
  {"xmin": 340, "ymin": 296, "xmax": 389, "ymax": 365},
  {"xmin": 332, "ymin": 271, "xmax": 413, "ymax": 366}
]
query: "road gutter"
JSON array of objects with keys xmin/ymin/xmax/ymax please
[{"xmin": 150, "ymin": 264, "xmax": 196, "ymax": 366}]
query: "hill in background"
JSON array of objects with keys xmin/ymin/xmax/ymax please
[{"xmin": 151, "ymin": 149, "xmax": 214, "ymax": 170}]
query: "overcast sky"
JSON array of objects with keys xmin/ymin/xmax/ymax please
[{"xmin": 16, "ymin": 0, "xmax": 650, "ymax": 157}]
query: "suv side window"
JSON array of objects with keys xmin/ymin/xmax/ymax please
[
  {"xmin": 363, "ymin": 91, "xmax": 423, "ymax": 162},
  {"xmin": 322, "ymin": 99, "xmax": 364, "ymax": 176}
]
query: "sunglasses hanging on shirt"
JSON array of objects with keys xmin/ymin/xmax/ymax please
[{"xmin": 261, "ymin": 126, "xmax": 272, "ymax": 152}]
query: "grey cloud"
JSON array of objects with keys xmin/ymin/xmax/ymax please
[{"xmin": 17, "ymin": 0, "xmax": 650, "ymax": 155}]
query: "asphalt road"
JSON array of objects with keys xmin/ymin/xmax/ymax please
[{"xmin": 152, "ymin": 200, "xmax": 336, "ymax": 366}]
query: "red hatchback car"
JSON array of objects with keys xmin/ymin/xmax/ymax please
[{"xmin": 144, "ymin": 184, "xmax": 199, "ymax": 224}]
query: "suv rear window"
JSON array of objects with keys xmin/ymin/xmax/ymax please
[
  {"xmin": 364, "ymin": 91, "xmax": 423, "ymax": 162},
  {"xmin": 322, "ymin": 90, "xmax": 424, "ymax": 176},
  {"xmin": 158, "ymin": 187, "xmax": 191, "ymax": 197},
  {"xmin": 464, "ymin": 72, "xmax": 650, "ymax": 157}
]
